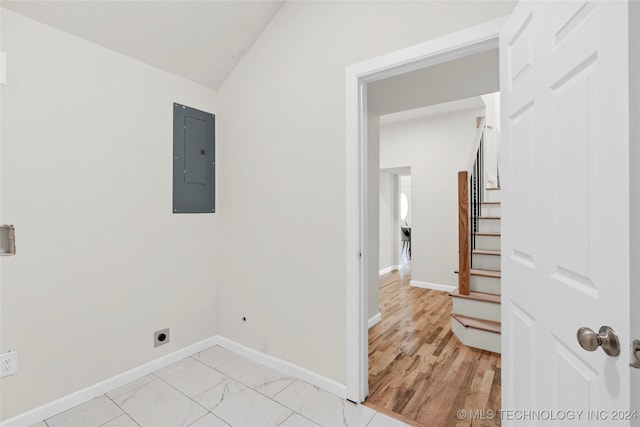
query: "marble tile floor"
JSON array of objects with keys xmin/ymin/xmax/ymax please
[{"xmin": 29, "ymin": 346, "xmax": 408, "ymax": 427}]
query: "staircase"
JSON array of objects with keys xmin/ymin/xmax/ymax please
[
  {"xmin": 450, "ymin": 187, "xmax": 501, "ymax": 353},
  {"xmin": 450, "ymin": 117, "xmax": 501, "ymax": 354}
]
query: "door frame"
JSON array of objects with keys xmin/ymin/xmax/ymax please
[
  {"xmin": 345, "ymin": 17, "xmax": 506, "ymax": 403},
  {"xmin": 631, "ymin": 0, "xmax": 640, "ymax": 414}
]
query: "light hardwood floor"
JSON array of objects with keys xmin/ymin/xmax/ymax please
[{"xmin": 365, "ymin": 266, "xmax": 501, "ymax": 427}]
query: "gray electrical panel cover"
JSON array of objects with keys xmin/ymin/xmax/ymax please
[{"xmin": 173, "ymin": 103, "xmax": 215, "ymax": 213}]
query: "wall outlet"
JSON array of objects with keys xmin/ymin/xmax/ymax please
[
  {"xmin": 1, "ymin": 351, "xmax": 18, "ymax": 378},
  {"xmin": 154, "ymin": 328, "xmax": 170, "ymax": 348}
]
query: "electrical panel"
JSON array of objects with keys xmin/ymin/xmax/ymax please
[{"xmin": 173, "ymin": 103, "xmax": 215, "ymax": 213}]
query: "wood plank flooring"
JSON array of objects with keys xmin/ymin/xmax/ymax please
[{"xmin": 365, "ymin": 267, "xmax": 501, "ymax": 427}]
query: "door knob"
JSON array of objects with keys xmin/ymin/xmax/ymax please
[
  {"xmin": 631, "ymin": 340, "xmax": 640, "ymax": 369},
  {"xmin": 577, "ymin": 326, "xmax": 620, "ymax": 357}
]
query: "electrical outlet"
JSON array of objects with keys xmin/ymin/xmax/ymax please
[
  {"xmin": 154, "ymin": 328, "xmax": 170, "ymax": 348},
  {"xmin": 1, "ymin": 351, "xmax": 18, "ymax": 378}
]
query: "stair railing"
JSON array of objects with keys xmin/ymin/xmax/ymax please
[{"xmin": 458, "ymin": 117, "xmax": 486, "ymax": 296}]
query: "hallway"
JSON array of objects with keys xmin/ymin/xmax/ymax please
[{"xmin": 365, "ymin": 268, "xmax": 501, "ymax": 426}]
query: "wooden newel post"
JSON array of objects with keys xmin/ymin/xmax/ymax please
[{"xmin": 458, "ymin": 171, "xmax": 470, "ymax": 295}]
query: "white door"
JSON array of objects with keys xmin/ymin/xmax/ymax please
[{"xmin": 501, "ymin": 1, "xmax": 635, "ymax": 424}]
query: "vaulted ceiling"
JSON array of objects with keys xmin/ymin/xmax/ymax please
[
  {"xmin": 1, "ymin": 1, "xmax": 499, "ymax": 114},
  {"xmin": 1, "ymin": 1, "xmax": 283, "ymax": 90}
]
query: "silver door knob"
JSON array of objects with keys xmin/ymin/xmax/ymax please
[{"xmin": 577, "ymin": 326, "xmax": 620, "ymax": 357}]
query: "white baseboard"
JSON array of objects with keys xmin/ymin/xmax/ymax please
[
  {"xmin": 378, "ymin": 265, "xmax": 400, "ymax": 276},
  {"xmin": 368, "ymin": 312, "xmax": 381, "ymax": 329},
  {"xmin": 214, "ymin": 336, "xmax": 346, "ymax": 399},
  {"xmin": 0, "ymin": 335, "xmax": 346, "ymax": 427},
  {"xmin": 410, "ymin": 280, "xmax": 456, "ymax": 293},
  {"xmin": 0, "ymin": 336, "xmax": 219, "ymax": 427}
]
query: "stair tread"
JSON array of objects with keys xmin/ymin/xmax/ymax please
[
  {"xmin": 450, "ymin": 290, "xmax": 501, "ymax": 304},
  {"xmin": 451, "ymin": 313, "xmax": 501, "ymax": 334},
  {"xmin": 454, "ymin": 268, "xmax": 502, "ymax": 278},
  {"xmin": 473, "ymin": 249, "xmax": 501, "ymax": 256},
  {"xmin": 470, "ymin": 268, "xmax": 501, "ymax": 278}
]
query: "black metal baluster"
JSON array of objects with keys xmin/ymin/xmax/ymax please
[{"xmin": 469, "ymin": 130, "xmax": 485, "ymax": 268}]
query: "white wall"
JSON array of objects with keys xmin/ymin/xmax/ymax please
[
  {"xmin": 0, "ymin": 10, "xmax": 218, "ymax": 420},
  {"xmin": 215, "ymin": 0, "xmax": 514, "ymax": 384},
  {"xmin": 380, "ymin": 108, "xmax": 485, "ymax": 288}
]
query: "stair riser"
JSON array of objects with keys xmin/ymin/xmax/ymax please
[
  {"xmin": 477, "ymin": 219, "xmax": 500, "ymax": 233},
  {"xmin": 484, "ymin": 190, "xmax": 501, "ymax": 203},
  {"xmin": 452, "ymin": 298, "xmax": 501, "ymax": 322},
  {"xmin": 474, "ymin": 235, "xmax": 501, "ymax": 251},
  {"xmin": 451, "ymin": 318, "xmax": 501, "ymax": 353},
  {"xmin": 481, "ymin": 205, "xmax": 501, "ymax": 217},
  {"xmin": 470, "ymin": 275, "xmax": 501, "ymax": 294},
  {"xmin": 472, "ymin": 253, "xmax": 501, "ymax": 270}
]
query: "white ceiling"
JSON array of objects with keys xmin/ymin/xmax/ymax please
[
  {"xmin": 381, "ymin": 166, "xmax": 411, "ymax": 176},
  {"xmin": 368, "ymin": 48, "xmax": 499, "ymax": 115},
  {"xmin": 379, "ymin": 96, "xmax": 486, "ymax": 125},
  {"xmin": 0, "ymin": 0, "xmax": 283, "ymax": 90},
  {"xmin": 2, "ymin": 1, "xmax": 498, "ymax": 115}
]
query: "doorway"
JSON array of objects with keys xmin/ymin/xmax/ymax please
[
  {"xmin": 378, "ymin": 167, "xmax": 412, "ymax": 276},
  {"xmin": 368, "ymin": 95, "xmax": 501, "ymax": 424},
  {"xmin": 399, "ymin": 174, "xmax": 412, "ymax": 264},
  {"xmin": 345, "ymin": 18, "xmax": 505, "ymax": 403}
]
